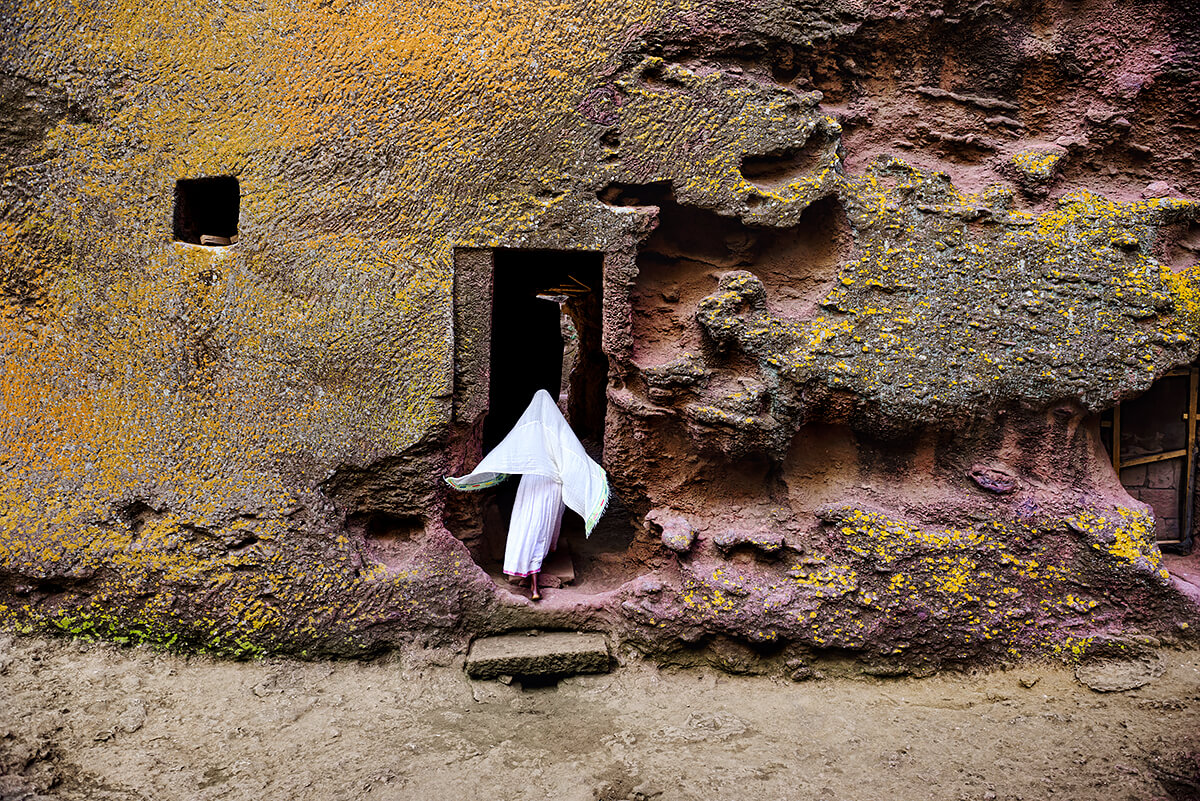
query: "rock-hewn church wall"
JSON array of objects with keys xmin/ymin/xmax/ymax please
[{"xmin": 2, "ymin": 0, "xmax": 1199, "ymax": 670}]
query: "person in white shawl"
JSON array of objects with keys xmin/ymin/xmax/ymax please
[{"xmin": 446, "ymin": 390, "xmax": 609, "ymax": 600}]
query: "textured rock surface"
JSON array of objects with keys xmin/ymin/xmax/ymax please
[
  {"xmin": 1075, "ymin": 652, "xmax": 1166, "ymax": 693},
  {"xmin": 465, "ymin": 631, "xmax": 611, "ymax": 679},
  {"xmin": 1, "ymin": 0, "xmax": 1199, "ymax": 670}
]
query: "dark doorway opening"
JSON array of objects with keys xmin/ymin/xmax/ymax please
[
  {"xmin": 174, "ymin": 176, "xmax": 240, "ymax": 246},
  {"xmin": 1101, "ymin": 366, "xmax": 1198, "ymax": 550},
  {"xmin": 484, "ymin": 249, "xmax": 607, "ymax": 449},
  {"xmin": 478, "ymin": 249, "xmax": 630, "ymax": 595}
]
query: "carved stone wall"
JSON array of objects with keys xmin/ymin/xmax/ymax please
[{"xmin": 1, "ymin": 0, "xmax": 1199, "ymax": 669}]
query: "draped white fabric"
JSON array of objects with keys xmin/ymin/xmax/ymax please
[
  {"xmin": 445, "ymin": 389, "xmax": 609, "ymax": 535},
  {"xmin": 502, "ymin": 473, "xmax": 564, "ymax": 576}
]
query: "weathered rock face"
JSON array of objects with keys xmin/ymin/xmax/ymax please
[{"xmin": 2, "ymin": 0, "xmax": 1199, "ymax": 669}]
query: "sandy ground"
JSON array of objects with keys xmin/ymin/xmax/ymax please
[{"xmin": 1, "ymin": 634, "xmax": 1199, "ymax": 801}]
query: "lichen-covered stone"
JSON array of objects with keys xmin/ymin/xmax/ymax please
[
  {"xmin": 1, "ymin": 0, "xmax": 1199, "ymax": 670},
  {"xmin": 1008, "ymin": 148, "xmax": 1067, "ymax": 189},
  {"xmin": 646, "ymin": 509, "xmax": 696, "ymax": 553}
]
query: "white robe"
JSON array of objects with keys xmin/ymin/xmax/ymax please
[
  {"xmin": 503, "ymin": 473, "xmax": 564, "ymax": 576},
  {"xmin": 446, "ymin": 390, "xmax": 609, "ymax": 576}
]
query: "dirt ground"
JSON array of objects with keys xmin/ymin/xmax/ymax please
[{"xmin": 1, "ymin": 633, "xmax": 1199, "ymax": 801}]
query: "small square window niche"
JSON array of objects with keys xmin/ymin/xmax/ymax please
[{"xmin": 173, "ymin": 176, "xmax": 240, "ymax": 246}]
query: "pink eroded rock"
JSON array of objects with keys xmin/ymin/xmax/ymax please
[{"xmin": 1143, "ymin": 181, "xmax": 1173, "ymax": 198}]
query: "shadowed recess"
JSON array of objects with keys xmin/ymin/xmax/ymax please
[{"xmin": 173, "ymin": 176, "xmax": 240, "ymax": 246}]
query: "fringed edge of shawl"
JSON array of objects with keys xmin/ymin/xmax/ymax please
[
  {"xmin": 583, "ymin": 478, "xmax": 610, "ymax": 537},
  {"xmin": 447, "ymin": 472, "xmax": 609, "ymax": 536},
  {"xmin": 444, "ymin": 474, "xmax": 508, "ymax": 491}
]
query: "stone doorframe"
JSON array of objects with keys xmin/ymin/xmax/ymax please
[{"xmin": 449, "ymin": 245, "xmax": 638, "ymax": 441}]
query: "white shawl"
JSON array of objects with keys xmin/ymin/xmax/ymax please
[{"xmin": 446, "ymin": 390, "xmax": 609, "ymax": 534}]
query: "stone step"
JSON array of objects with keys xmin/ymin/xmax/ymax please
[
  {"xmin": 465, "ymin": 631, "xmax": 610, "ymax": 679},
  {"xmin": 542, "ymin": 542, "xmax": 575, "ymax": 583}
]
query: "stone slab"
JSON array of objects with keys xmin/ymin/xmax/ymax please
[
  {"xmin": 466, "ymin": 632, "xmax": 610, "ymax": 679},
  {"xmin": 1075, "ymin": 652, "xmax": 1165, "ymax": 692},
  {"xmin": 542, "ymin": 543, "xmax": 575, "ymax": 583},
  {"xmin": 1147, "ymin": 458, "xmax": 1181, "ymax": 489}
]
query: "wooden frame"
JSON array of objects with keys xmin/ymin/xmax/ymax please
[{"xmin": 1106, "ymin": 366, "xmax": 1199, "ymax": 546}]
